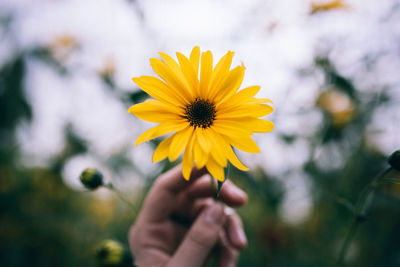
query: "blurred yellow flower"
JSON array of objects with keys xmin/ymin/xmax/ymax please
[
  {"xmin": 95, "ymin": 240, "xmax": 130, "ymax": 266},
  {"xmin": 88, "ymin": 198, "xmax": 116, "ymax": 227},
  {"xmin": 317, "ymin": 89, "xmax": 355, "ymax": 128},
  {"xmin": 128, "ymin": 47, "xmax": 274, "ymax": 181},
  {"xmin": 311, "ymin": 0, "xmax": 350, "ymax": 14},
  {"xmin": 99, "ymin": 56, "xmax": 116, "ymax": 78},
  {"xmin": 48, "ymin": 34, "xmax": 79, "ymax": 61}
]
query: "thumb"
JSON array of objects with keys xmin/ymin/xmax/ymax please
[{"xmin": 167, "ymin": 204, "xmax": 226, "ymax": 267}]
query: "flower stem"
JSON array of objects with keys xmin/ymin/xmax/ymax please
[
  {"xmin": 210, "ymin": 175, "xmax": 218, "ymax": 200},
  {"xmin": 336, "ymin": 168, "xmax": 391, "ymax": 266},
  {"xmin": 104, "ymin": 183, "xmax": 137, "ymax": 213}
]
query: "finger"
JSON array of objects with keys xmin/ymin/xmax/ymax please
[
  {"xmin": 218, "ymin": 245, "xmax": 239, "ymax": 267},
  {"xmin": 156, "ymin": 165, "xmax": 207, "ymax": 194},
  {"xmin": 217, "ymin": 230, "xmax": 239, "ymax": 267},
  {"xmin": 139, "ymin": 165, "xmax": 207, "ymax": 222},
  {"xmin": 182, "ymin": 204, "xmax": 248, "ymax": 250},
  {"xmin": 128, "ymin": 225, "xmax": 171, "ymax": 266},
  {"xmin": 186, "ymin": 176, "xmax": 248, "ymax": 207},
  {"xmin": 225, "ymin": 209, "xmax": 247, "ymax": 250},
  {"xmin": 167, "ymin": 204, "xmax": 226, "ymax": 267},
  {"xmin": 170, "ymin": 198, "xmax": 214, "ymax": 227},
  {"xmin": 171, "ymin": 176, "xmax": 247, "ymax": 224}
]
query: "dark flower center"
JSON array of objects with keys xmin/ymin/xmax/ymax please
[{"xmin": 184, "ymin": 98, "xmax": 216, "ymax": 129}]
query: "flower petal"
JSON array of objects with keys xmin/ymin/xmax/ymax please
[
  {"xmin": 182, "ymin": 135, "xmax": 195, "ymax": 180},
  {"xmin": 159, "ymin": 52, "xmax": 194, "ymax": 97},
  {"xmin": 199, "ymin": 51, "xmax": 213, "ymax": 99},
  {"xmin": 215, "ymin": 118, "xmax": 274, "ymax": 133},
  {"xmin": 237, "ymin": 85, "xmax": 261, "ymax": 98},
  {"xmin": 208, "ymin": 51, "xmax": 234, "ymax": 99},
  {"xmin": 152, "ymin": 135, "xmax": 173, "ymax": 162},
  {"xmin": 217, "ymin": 85, "xmax": 261, "ymax": 108},
  {"xmin": 190, "ymin": 46, "xmax": 200, "ymax": 76},
  {"xmin": 206, "ymin": 157, "xmax": 225, "ymax": 182},
  {"xmin": 128, "ymin": 99, "xmax": 182, "ymax": 123},
  {"xmin": 150, "ymin": 57, "xmax": 192, "ymax": 103},
  {"xmin": 246, "ymin": 118, "xmax": 274, "ymax": 133},
  {"xmin": 196, "ymin": 128, "xmax": 211, "ymax": 153},
  {"xmin": 169, "ymin": 126, "xmax": 194, "ymax": 161},
  {"xmin": 194, "ymin": 139, "xmax": 208, "ymax": 168},
  {"xmin": 212, "ymin": 122, "xmax": 252, "ymax": 139},
  {"xmin": 207, "ymin": 129, "xmax": 228, "ymax": 167},
  {"xmin": 213, "ymin": 64, "xmax": 245, "ymax": 103},
  {"xmin": 248, "ymin": 98, "xmax": 274, "ymax": 104},
  {"xmin": 132, "ymin": 76, "xmax": 184, "ymax": 106},
  {"xmin": 212, "ymin": 130, "xmax": 249, "ymax": 171},
  {"xmin": 182, "ymin": 152, "xmax": 193, "ymax": 181},
  {"xmin": 218, "ymin": 104, "xmax": 274, "ymax": 119},
  {"xmin": 224, "ymin": 135, "xmax": 261, "ymax": 153},
  {"xmin": 209, "ymin": 129, "xmax": 247, "ymax": 170},
  {"xmin": 226, "ymin": 146, "xmax": 249, "ymax": 171},
  {"xmin": 177, "ymin": 52, "xmax": 199, "ymax": 96},
  {"xmin": 135, "ymin": 121, "xmax": 188, "ymax": 146}
]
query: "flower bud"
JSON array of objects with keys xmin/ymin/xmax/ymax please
[
  {"xmin": 388, "ymin": 150, "xmax": 400, "ymax": 171},
  {"xmin": 95, "ymin": 240, "xmax": 132, "ymax": 267},
  {"xmin": 80, "ymin": 168, "xmax": 103, "ymax": 190}
]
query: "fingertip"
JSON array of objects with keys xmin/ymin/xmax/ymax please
[
  {"xmin": 227, "ymin": 183, "xmax": 248, "ymax": 204},
  {"xmin": 156, "ymin": 165, "xmax": 208, "ymax": 194},
  {"xmin": 219, "ymin": 180, "xmax": 248, "ymax": 207},
  {"xmin": 226, "ymin": 214, "xmax": 247, "ymax": 250},
  {"xmin": 217, "ymin": 233, "xmax": 239, "ymax": 267}
]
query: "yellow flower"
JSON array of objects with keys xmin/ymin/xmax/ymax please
[
  {"xmin": 95, "ymin": 240, "xmax": 131, "ymax": 266},
  {"xmin": 99, "ymin": 56, "xmax": 116, "ymax": 78},
  {"xmin": 310, "ymin": 0, "xmax": 350, "ymax": 14},
  {"xmin": 128, "ymin": 47, "xmax": 274, "ymax": 181},
  {"xmin": 48, "ymin": 34, "xmax": 79, "ymax": 61},
  {"xmin": 316, "ymin": 89, "xmax": 355, "ymax": 128}
]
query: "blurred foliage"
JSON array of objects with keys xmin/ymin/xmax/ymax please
[
  {"xmin": 0, "ymin": 40, "xmax": 136, "ymax": 267},
  {"xmin": 1, "ymin": 2, "xmax": 400, "ymax": 267}
]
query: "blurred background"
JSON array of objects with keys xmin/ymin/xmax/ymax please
[{"xmin": 1, "ymin": 0, "xmax": 400, "ymax": 266}]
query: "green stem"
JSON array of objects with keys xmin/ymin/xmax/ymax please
[
  {"xmin": 336, "ymin": 168, "xmax": 391, "ymax": 266},
  {"xmin": 210, "ymin": 175, "xmax": 218, "ymax": 200},
  {"xmin": 336, "ymin": 214, "xmax": 361, "ymax": 266},
  {"xmin": 381, "ymin": 177, "xmax": 400, "ymax": 184},
  {"xmin": 104, "ymin": 183, "xmax": 137, "ymax": 213}
]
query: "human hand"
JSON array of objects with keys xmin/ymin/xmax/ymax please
[{"xmin": 128, "ymin": 165, "xmax": 248, "ymax": 267}]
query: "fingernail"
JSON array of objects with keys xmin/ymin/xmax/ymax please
[
  {"xmin": 229, "ymin": 185, "xmax": 248, "ymax": 201},
  {"xmin": 204, "ymin": 205, "xmax": 224, "ymax": 225}
]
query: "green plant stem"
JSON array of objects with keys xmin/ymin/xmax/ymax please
[
  {"xmin": 210, "ymin": 175, "xmax": 218, "ymax": 200},
  {"xmin": 381, "ymin": 177, "xmax": 400, "ymax": 184},
  {"xmin": 336, "ymin": 168, "xmax": 391, "ymax": 266},
  {"xmin": 104, "ymin": 183, "xmax": 137, "ymax": 212}
]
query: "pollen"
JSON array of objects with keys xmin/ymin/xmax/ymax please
[{"xmin": 184, "ymin": 98, "xmax": 216, "ymax": 129}]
